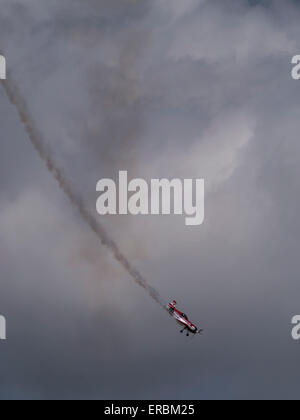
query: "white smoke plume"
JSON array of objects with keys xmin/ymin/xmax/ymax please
[{"xmin": 1, "ymin": 72, "xmax": 166, "ymax": 309}]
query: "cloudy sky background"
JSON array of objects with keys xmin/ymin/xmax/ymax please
[{"xmin": 1, "ymin": 0, "xmax": 300, "ymax": 399}]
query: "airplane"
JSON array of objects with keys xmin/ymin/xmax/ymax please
[{"xmin": 167, "ymin": 301, "xmax": 203, "ymax": 336}]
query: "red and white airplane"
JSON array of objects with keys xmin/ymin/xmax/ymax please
[{"xmin": 167, "ymin": 301, "xmax": 203, "ymax": 336}]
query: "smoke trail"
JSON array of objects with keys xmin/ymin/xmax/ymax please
[{"xmin": 1, "ymin": 73, "xmax": 166, "ymax": 309}]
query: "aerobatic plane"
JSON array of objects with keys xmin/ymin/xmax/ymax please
[{"xmin": 167, "ymin": 301, "xmax": 203, "ymax": 336}]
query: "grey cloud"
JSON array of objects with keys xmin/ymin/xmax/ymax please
[{"xmin": 1, "ymin": 0, "xmax": 300, "ymax": 400}]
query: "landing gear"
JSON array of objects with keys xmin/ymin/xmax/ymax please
[{"xmin": 180, "ymin": 328, "xmax": 190, "ymax": 336}]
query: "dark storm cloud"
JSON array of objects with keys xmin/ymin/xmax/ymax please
[{"xmin": 1, "ymin": 0, "xmax": 300, "ymax": 400}]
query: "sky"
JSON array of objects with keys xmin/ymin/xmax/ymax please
[{"xmin": 0, "ymin": 0, "xmax": 300, "ymax": 400}]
